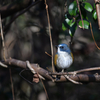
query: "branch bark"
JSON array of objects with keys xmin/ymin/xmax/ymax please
[
  {"xmin": 94, "ymin": 0, "xmax": 100, "ymax": 29},
  {"xmin": 0, "ymin": 0, "xmax": 32, "ymax": 19},
  {"xmin": 3, "ymin": 0, "xmax": 40, "ymax": 31},
  {"xmin": 1, "ymin": 58, "xmax": 100, "ymax": 83}
]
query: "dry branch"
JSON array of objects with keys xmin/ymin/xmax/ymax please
[
  {"xmin": 2, "ymin": 0, "xmax": 41, "ymax": 32},
  {"xmin": 1, "ymin": 58, "xmax": 100, "ymax": 83},
  {"xmin": 94, "ymin": 0, "xmax": 100, "ymax": 29},
  {"xmin": 44, "ymin": 0, "xmax": 55, "ymax": 73},
  {"xmin": 76, "ymin": 0, "xmax": 84, "ymax": 29},
  {"xmin": 0, "ymin": 14, "xmax": 6, "ymax": 61},
  {"xmin": 0, "ymin": 0, "xmax": 32, "ymax": 19}
]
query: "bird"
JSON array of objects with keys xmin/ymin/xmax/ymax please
[{"xmin": 54, "ymin": 43, "xmax": 74, "ymax": 72}]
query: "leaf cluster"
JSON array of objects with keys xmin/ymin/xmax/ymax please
[{"xmin": 62, "ymin": 0, "xmax": 97, "ymax": 37}]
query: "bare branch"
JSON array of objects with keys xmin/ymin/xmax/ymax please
[
  {"xmin": 0, "ymin": 0, "xmax": 32, "ymax": 19},
  {"xmin": 3, "ymin": 0, "xmax": 41, "ymax": 32},
  {"xmin": 44, "ymin": 0, "xmax": 55, "ymax": 73},
  {"xmin": 68, "ymin": 67, "xmax": 100, "ymax": 75},
  {"xmin": 0, "ymin": 14, "xmax": 6, "ymax": 61},
  {"xmin": 26, "ymin": 61, "xmax": 45, "ymax": 80},
  {"xmin": 9, "ymin": 68, "xmax": 15, "ymax": 100},
  {"xmin": 90, "ymin": 22, "xmax": 100, "ymax": 50},
  {"xmin": 2, "ymin": 58, "xmax": 100, "ymax": 83},
  {"xmin": 0, "ymin": 61, "xmax": 7, "ymax": 68},
  {"xmin": 76, "ymin": 0, "xmax": 84, "ymax": 29},
  {"xmin": 94, "ymin": 0, "xmax": 100, "ymax": 29},
  {"xmin": 64, "ymin": 75, "xmax": 82, "ymax": 84}
]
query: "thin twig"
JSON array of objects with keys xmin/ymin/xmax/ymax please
[
  {"xmin": 45, "ymin": 51, "xmax": 52, "ymax": 57},
  {"xmin": 0, "ymin": 61, "xmax": 7, "ymax": 68},
  {"xmin": 3, "ymin": 0, "xmax": 41, "ymax": 31},
  {"xmin": 26, "ymin": 61, "xmax": 45, "ymax": 80},
  {"xmin": 19, "ymin": 69, "xmax": 37, "ymax": 84},
  {"xmin": 40, "ymin": 79, "xmax": 49, "ymax": 100},
  {"xmin": 76, "ymin": 0, "xmax": 84, "ymax": 29},
  {"xmin": 90, "ymin": 22, "xmax": 100, "ymax": 50},
  {"xmin": 48, "ymin": 67, "xmax": 100, "ymax": 75},
  {"xmin": 64, "ymin": 75, "xmax": 82, "ymax": 84},
  {"xmin": 9, "ymin": 68, "xmax": 15, "ymax": 100},
  {"xmin": 44, "ymin": 0, "xmax": 55, "ymax": 72},
  {"xmin": 94, "ymin": 0, "xmax": 100, "ymax": 29},
  {"xmin": 0, "ymin": 14, "xmax": 6, "ymax": 61},
  {"xmin": 46, "ymin": 67, "xmax": 52, "ymax": 72},
  {"xmin": 69, "ymin": 67, "xmax": 100, "ymax": 75}
]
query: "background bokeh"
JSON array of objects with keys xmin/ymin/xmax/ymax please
[{"xmin": 0, "ymin": 0, "xmax": 100, "ymax": 100}]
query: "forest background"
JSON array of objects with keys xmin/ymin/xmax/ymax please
[{"xmin": 0, "ymin": 0, "xmax": 100, "ymax": 100}]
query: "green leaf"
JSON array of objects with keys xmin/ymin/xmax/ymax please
[
  {"xmin": 65, "ymin": 18, "xmax": 73, "ymax": 26},
  {"xmin": 78, "ymin": 20, "xmax": 90, "ymax": 29},
  {"xmin": 82, "ymin": 0, "xmax": 87, "ymax": 1},
  {"xmin": 83, "ymin": 2, "xmax": 93, "ymax": 12},
  {"xmin": 93, "ymin": 10, "xmax": 97, "ymax": 20},
  {"xmin": 63, "ymin": 20, "xmax": 70, "ymax": 29},
  {"xmin": 69, "ymin": 22, "xmax": 77, "ymax": 37},
  {"xmin": 68, "ymin": 1, "xmax": 78, "ymax": 16},
  {"xmin": 62, "ymin": 18, "xmax": 73, "ymax": 31},
  {"xmin": 62, "ymin": 23, "xmax": 67, "ymax": 31},
  {"xmin": 93, "ymin": 3, "xmax": 96, "ymax": 9}
]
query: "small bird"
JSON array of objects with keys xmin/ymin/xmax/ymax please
[{"xmin": 54, "ymin": 43, "xmax": 73, "ymax": 72}]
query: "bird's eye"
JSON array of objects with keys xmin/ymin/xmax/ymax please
[{"xmin": 60, "ymin": 46, "xmax": 64, "ymax": 49}]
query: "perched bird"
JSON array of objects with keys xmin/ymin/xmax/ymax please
[{"xmin": 54, "ymin": 43, "xmax": 73, "ymax": 72}]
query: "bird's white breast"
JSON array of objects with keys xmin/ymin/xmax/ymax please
[{"xmin": 56, "ymin": 52, "xmax": 73, "ymax": 69}]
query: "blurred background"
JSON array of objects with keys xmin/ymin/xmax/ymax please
[{"xmin": 1, "ymin": 0, "xmax": 100, "ymax": 100}]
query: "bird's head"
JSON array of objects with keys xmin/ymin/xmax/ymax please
[{"xmin": 56, "ymin": 43, "xmax": 71, "ymax": 54}]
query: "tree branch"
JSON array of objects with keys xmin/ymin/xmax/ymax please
[
  {"xmin": 0, "ymin": 0, "xmax": 32, "ymax": 19},
  {"xmin": 1, "ymin": 58, "xmax": 100, "ymax": 83},
  {"xmin": 0, "ymin": 14, "xmax": 6, "ymax": 61},
  {"xmin": 44, "ymin": 0, "xmax": 55, "ymax": 72},
  {"xmin": 94, "ymin": 0, "xmax": 100, "ymax": 29},
  {"xmin": 3, "ymin": 0, "xmax": 41, "ymax": 32}
]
